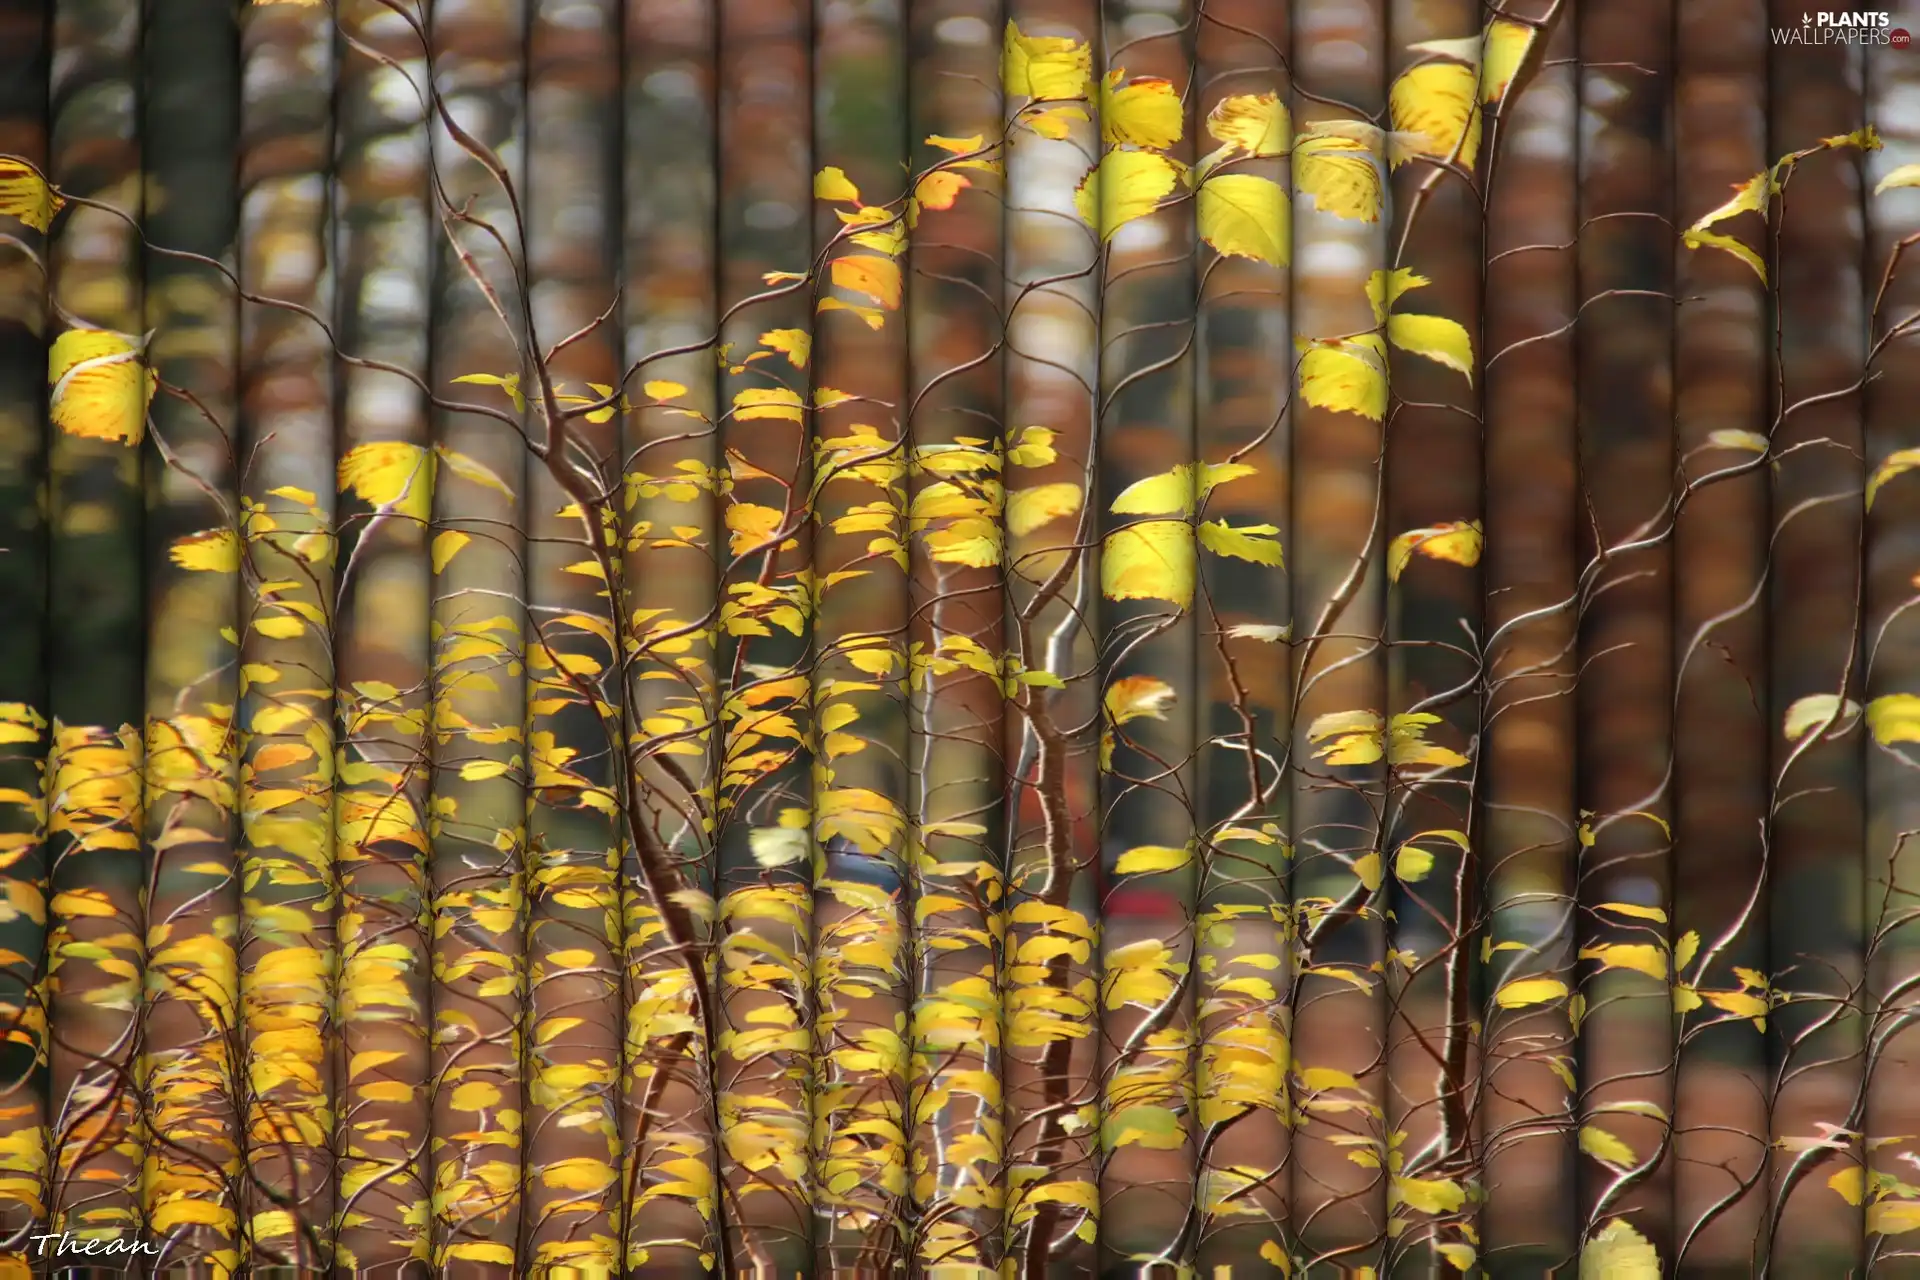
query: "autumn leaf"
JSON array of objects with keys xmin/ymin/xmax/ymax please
[
  {"xmin": 1494, "ymin": 975, "xmax": 1568, "ymax": 1009},
  {"xmin": 1409, "ymin": 18, "xmax": 1539, "ymax": 106},
  {"xmin": 1877, "ymin": 163, "xmax": 1920, "ymax": 195},
  {"xmin": 1867, "ymin": 447, "xmax": 1920, "ymax": 510},
  {"xmin": 169, "ymin": 528, "xmax": 241, "ymax": 573},
  {"xmin": 1297, "ymin": 333, "xmax": 1388, "ymax": 422},
  {"xmin": 1781, "ymin": 693, "xmax": 1861, "ymax": 741},
  {"xmin": 1293, "ymin": 131, "xmax": 1382, "ymax": 222},
  {"xmin": 1306, "ymin": 709, "xmax": 1384, "ymax": 766},
  {"xmin": 830, "ymin": 255, "xmax": 902, "ymax": 310},
  {"xmin": 1580, "ymin": 1124, "xmax": 1637, "ymax": 1169},
  {"xmin": 451, "ymin": 370, "xmax": 525, "ymax": 410},
  {"xmin": 1114, "ymin": 843, "xmax": 1193, "ymax": 875},
  {"xmin": 1105, "ymin": 675, "xmax": 1176, "ymax": 725},
  {"xmin": 49, "ymin": 328, "xmax": 156, "ymax": 445},
  {"xmin": 1206, "ymin": 92, "xmax": 1290, "ymax": 157},
  {"xmin": 338, "ymin": 441, "xmax": 433, "ymax": 519},
  {"xmin": 0, "ymin": 157, "xmax": 62, "ymax": 230},
  {"xmin": 814, "ymin": 165, "xmax": 860, "ymax": 203},
  {"xmin": 431, "ymin": 530, "xmax": 470, "ymax": 574},
  {"xmin": 1100, "ymin": 72, "xmax": 1183, "ymax": 149},
  {"xmin": 1581, "ymin": 1219, "xmax": 1661, "ymax": 1279},
  {"xmin": 1867, "ymin": 694, "xmax": 1920, "ymax": 746},
  {"xmin": 1006, "ymin": 482, "xmax": 1083, "ymax": 535},
  {"xmin": 1102, "ymin": 520, "xmax": 1195, "ymax": 608},
  {"xmin": 1002, "ymin": 20, "xmax": 1093, "ymax": 102},
  {"xmin": 1388, "ymin": 521, "xmax": 1483, "ymax": 581},
  {"xmin": 1075, "ymin": 149, "xmax": 1183, "ymax": 240},
  {"xmin": 1198, "ymin": 174, "xmax": 1289, "ymax": 267},
  {"xmin": 1389, "ymin": 62, "xmax": 1483, "ymax": 169},
  {"xmin": 759, "ymin": 328, "xmax": 810, "ymax": 368},
  {"xmin": 1197, "ymin": 520, "xmax": 1283, "ymax": 567}
]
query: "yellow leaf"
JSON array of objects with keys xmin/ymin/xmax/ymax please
[
  {"xmin": 1494, "ymin": 976, "xmax": 1568, "ymax": 1009},
  {"xmin": 1074, "ymin": 149, "xmax": 1183, "ymax": 240},
  {"xmin": 1294, "ymin": 132, "xmax": 1381, "ymax": 222},
  {"xmin": 431, "ymin": 531, "xmax": 470, "ymax": 574},
  {"xmin": 1198, "ymin": 174, "xmax": 1289, "ymax": 267},
  {"xmin": 914, "ymin": 170, "xmax": 971, "ymax": 212},
  {"xmin": 1297, "ymin": 334, "xmax": 1387, "ymax": 422},
  {"xmin": 1411, "ymin": 19, "xmax": 1538, "ymax": 105},
  {"xmin": 1114, "ymin": 844, "xmax": 1193, "ymax": 876},
  {"xmin": 1868, "ymin": 448, "xmax": 1920, "ymax": 510},
  {"xmin": 1352, "ymin": 853, "xmax": 1382, "ymax": 892},
  {"xmin": 1870, "ymin": 1199, "xmax": 1920, "ymax": 1235},
  {"xmin": 1682, "ymin": 227, "xmax": 1766, "ymax": 283},
  {"xmin": 756, "ymin": 329, "xmax": 810, "ymax": 370},
  {"xmin": 1111, "ymin": 466, "xmax": 1195, "ymax": 516},
  {"xmin": 1102, "ymin": 520, "xmax": 1195, "ymax": 608},
  {"xmin": 1706, "ymin": 428, "xmax": 1770, "ymax": 452},
  {"xmin": 1105, "ymin": 675, "xmax": 1176, "ymax": 725},
  {"xmin": 725, "ymin": 502, "xmax": 787, "ymax": 556},
  {"xmin": 1101, "ymin": 72, "xmax": 1183, "ymax": 149},
  {"xmin": 434, "ymin": 445, "xmax": 514, "ymax": 498},
  {"xmin": 1306, "ymin": 709, "xmax": 1385, "ymax": 767},
  {"xmin": 169, "ymin": 528, "xmax": 241, "ymax": 573},
  {"xmin": 541, "ymin": 1157, "xmax": 616, "ymax": 1193},
  {"xmin": 642, "ymin": 379, "xmax": 687, "ymax": 400},
  {"xmin": 1672, "ymin": 929, "xmax": 1700, "ymax": 971},
  {"xmin": 1782, "ymin": 693, "xmax": 1861, "ymax": 741},
  {"xmin": 1877, "ymin": 163, "xmax": 1920, "ymax": 195},
  {"xmin": 1260, "ymin": 1239, "xmax": 1292, "ymax": 1273},
  {"xmin": 1388, "ymin": 521, "xmax": 1483, "ymax": 582},
  {"xmin": 0, "ymin": 158, "xmax": 62, "ymax": 230},
  {"xmin": 1581, "ymin": 1218, "xmax": 1661, "ymax": 1278},
  {"xmin": 1002, "ymin": 20, "xmax": 1093, "ymax": 102},
  {"xmin": 1437, "ymin": 1242, "xmax": 1476, "ymax": 1273},
  {"xmin": 1197, "ymin": 519, "xmax": 1283, "ymax": 567},
  {"xmin": 1395, "ymin": 846, "xmax": 1435, "ymax": 882},
  {"xmin": 1389, "ymin": 711, "xmax": 1470, "ymax": 768},
  {"xmin": 732, "ymin": 387, "xmax": 804, "ymax": 422},
  {"xmin": 49, "ymin": 329, "xmax": 155, "ymax": 445},
  {"xmin": 459, "ymin": 759, "xmax": 512, "ymax": 782},
  {"xmin": 830, "ymin": 255, "xmax": 902, "ymax": 310},
  {"xmin": 1007, "ymin": 482, "xmax": 1083, "ymax": 535},
  {"xmin": 1829, "ymin": 1166, "xmax": 1865, "ymax": 1206},
  {"xmin": 1206, "ymin": 92, "xmax": 1290, "ymax": 157},
  {"xmin": 339, "ymin": 441, "xmax": 432, "ymax": 517},
  {"xmin": 1579, "ymin": 1124, "xmax": 1638, "ymax": 1168},
  {"xmin": 1389, "ymin": 63, "xmax": 1483, "ymax": 169},
  {"xmin": 814, "ymin": 166, "xmax": 860, "ymax": 203},
  {"xmin": 450, "ymin": 371, "xmax": 525, "ymax": 410},
  {"xmin": 1388, "ymin": 312, "xmax": 1475, "ymax": 381},
  {"xmin": 1868, "ymin": 694, "xmax": 1920, "ymax": 746},
  {"xmin": 1392, "ymin": 1174, "xmax": 1465, "ymax": 1215}
]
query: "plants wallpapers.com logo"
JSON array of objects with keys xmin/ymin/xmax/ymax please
[{"xmin": 1774, "ymin": 11, "xmax": 1913, "ymax": 44}]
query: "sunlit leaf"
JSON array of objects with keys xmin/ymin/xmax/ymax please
[
  {"xmin": 1867, "ymin": 447, "xmax": 1920, "ymax": 510},
  {"xmin": 830, "ymin": 255, "xmax": 902, "ymax": 310},
  {"xmin": 1106, "ymin": 675, "xmax": 1176, "ymax": 725},
  {"xmin": 338, "ymin": 441, "xmax": 432, "ymax": 518},
  {"xmin": 1002, "ymin": 20, "xmax": 1093, "ymax": 102},
  {"xmin": 1494, "ymin": 976, "xmax": 1568, "ymax": 1009},
  {"xmin": 1297, "ymin": 333, "xmax": 1388, "ymax": 422},
  {"xmin": 169, "ymin": 528, "xmax": 241, "ymax": 573},
  {"xmin": 814, "ymin": 165, "xmax": 860, "ymax": 203},
  {"xmin": 1114, "ymin": 844, "xmax": 1193, "ymax": 875},
  {"xmin": 1207, "ymin": 92, "xmax": 1290, "ymax": 157},
  {"xmin": 1198, "ymin": 519, "xmax": 1284, "ymax": 567},
  {"xmin": 1581, "ymin": 1219, "xmax": 1661, "ymax": 1278},
  {"xmin": 1007, "ymin": 481, "xmax": 1083, "ymax": 535},
  {"xmin": 1867, "ymin": 694, "xmax": 1920, "ymax": 746},
  {"xmin": 1198, "ymin": 174, "xmax": 1289, "ymax": 267},
  {"xmin": 1389, "ymin": 62, "xmax": 1483, "ymax": 169},
  {"xmin": 1580, "ymin": 1124, "xmax": 1637, "ymax": 1169},
  {"xmin": 1781, "ymin": 693, "xmax": 1861, "ymax": 741},
  {"xmin": 1293, "ymin": 131, "xmax": 1382, "ymax": 222},
  {"xmin": 1075, "ymin": 149, "xmax": 1184, "ymax": 240},
  {"xmin": 1388, "ymin": 521, "xmax": 1483, "ymax": 581},
  {"xmin": 431, "ymin": 530, "xmax": 470, "ymax": 574},
  {"xmin": 1102, "ymin": 520, "xmax": 1195, "ymax": 607},
  {"xmin": 1877, "ymin": 162, "xmax": 1920, "ymax": 194},
  {"xmin": 49, "ymin": 328, "xmax": 155, "ymax": 445},
  {"xmin": 1101, "ymin": 72, "xmax": 1183, "ymax": 149},
  {"xmin": 0, "ymin": 157, "xmax": 62, "ymax": 230}
]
